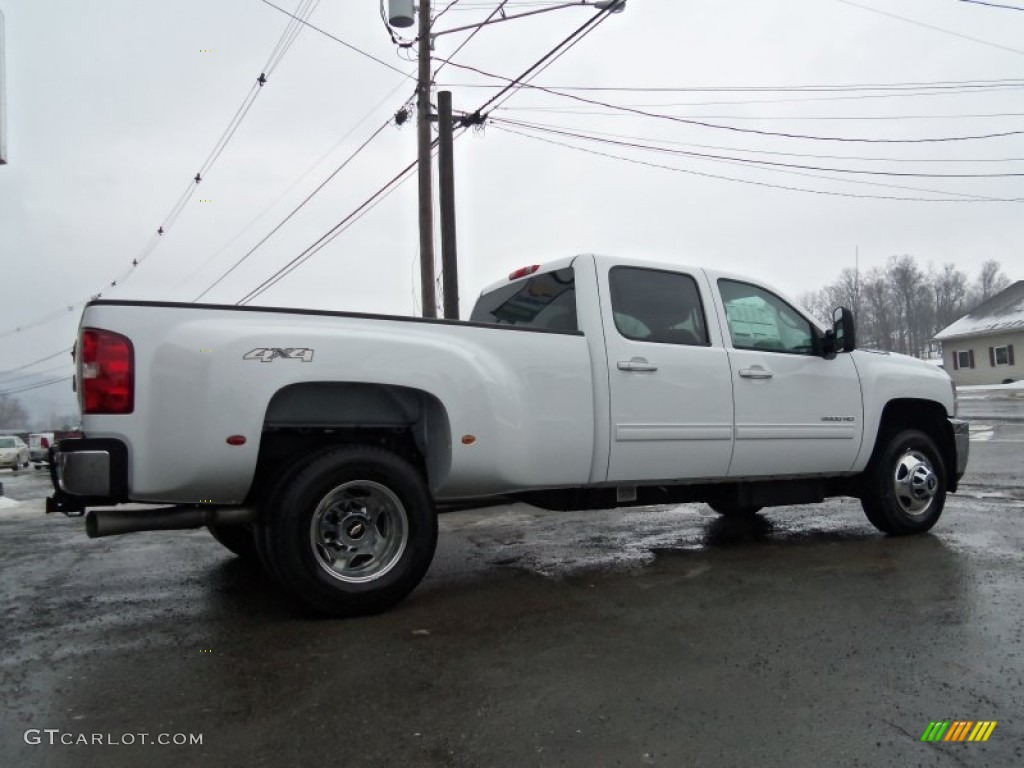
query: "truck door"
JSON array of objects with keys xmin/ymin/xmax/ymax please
[
  {"xmin": 601, "ymin": 265, "xmax": 734, "ymax": 483},
  {"xmin": 715, "ymin": 278, "xmax": 863, "ymax": 477}
]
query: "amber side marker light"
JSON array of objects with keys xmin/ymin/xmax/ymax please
[{"xmin": 461, "ymin": 435, "xmax": 476, "ymax": 445}]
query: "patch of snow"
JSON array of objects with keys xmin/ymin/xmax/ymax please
[
  {"xmin": 0, "ymin": 496, "xmax": 21, "ymax": 509},
  {"xmin": 959, "ymin": 381, "xmax": 1024, "ymax": 392}
]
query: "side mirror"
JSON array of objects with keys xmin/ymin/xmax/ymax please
[{"xmin": 832, "ymin": 307, "xmax": 856, "ymax": 352}]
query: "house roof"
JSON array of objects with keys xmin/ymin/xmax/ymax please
[{"xmin": 934, "ymin": 280, "xmax": 1024, "ymax": 341}]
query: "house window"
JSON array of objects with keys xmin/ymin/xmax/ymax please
[
  {"xmin": 955, "ymin": 350, "xmax": 973, "ymax": 370},
  {"xmin": 991, "ymin": 345, "xmax": 1015, "ymax": 366}
]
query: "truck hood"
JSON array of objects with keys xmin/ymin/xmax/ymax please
[{"xmin": 853, "ymin": 348, "xmax": 943, "ymax": 375}]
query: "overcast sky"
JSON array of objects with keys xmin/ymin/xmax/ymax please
[{"xmin": 1, "ymin": 0, "xmax": 1023, "ymax": 420}]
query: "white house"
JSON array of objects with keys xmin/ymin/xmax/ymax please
[{"xmin": 935, "ymin": 280, "xmax": 1022, "ymax": 386}]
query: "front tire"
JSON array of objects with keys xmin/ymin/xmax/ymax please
[
  {"xmin": 260, "ymin": 446, "xmax": 437, "ymax": 617},
  {"xmin": 860, "ymin": 428, "xmax": 946, "ymax": 535}
]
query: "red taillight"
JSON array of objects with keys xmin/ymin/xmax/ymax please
[
  {"xmin": 41, "ymin": 437, "xmax": 49, "ymax": 448},
  {"xmin": 509, "ymin": 264, "xmax": 540, "ymax": 281},
  {"xmin": 80, "ymin": 328, "xmax": 134, "ymax": 414}
]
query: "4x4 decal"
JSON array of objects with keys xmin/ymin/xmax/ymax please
[{"xmin": 243, "ymin": 347, "xmax": 315, "ymax": 363}]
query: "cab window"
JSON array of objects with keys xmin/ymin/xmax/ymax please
[
  {"xmin": 718, "ymin": 279, "xmax": 815, "ymax": 354},
  {"xmin": 609, "ymin": 267, "xmax": 709, "ymax": 346},
  {"xmin": 470, "ymin": 268, "xmax": 578, "ymax": 332}
]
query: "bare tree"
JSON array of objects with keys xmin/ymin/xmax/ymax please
[
  {"xmin": 808, "ymin": 257, "xmax": 1008, "ymax": 357},
  {"xmin": 799, "ymin": 289, "xmax": 831, "ymax": 325},
  {"xmin": 933, "ymin": 263, "xmax": 968, "ymax": 332},
  {"xmin": 861, "ymin": 267, "xmax": 895, "ymax": 351},
  {"xmin": 971, "ymin": 259, "xmax": 1011, "ymax": 307},
  {"xmin": 0, "ymin": 395, "xmax": 30, "ymax": 430}
]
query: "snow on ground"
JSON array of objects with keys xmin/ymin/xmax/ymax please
[
  {"xmin": 958, "ymin": 381, "xmax": 1024, "ymax": 400},
  {"xmin": 960, "ymin": 380, "xmax": 1024, "ymax": 391}
]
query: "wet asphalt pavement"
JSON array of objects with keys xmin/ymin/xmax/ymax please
[{"xmin": 1, "ymin": 396, "xmax": 1022, "ymax": 767}]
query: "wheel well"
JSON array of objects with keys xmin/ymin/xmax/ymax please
[
  {"xmin": 871, "ymin": 398, "xmax": 958, "ymax": 491},
  {"xmin": 248, "ymin": 382, "xmax": 451, "ymax": 502}
]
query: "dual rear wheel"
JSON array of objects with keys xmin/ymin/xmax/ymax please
[{"xmin": 210, "ymin": 446, "xmax": 437, "ymax": 617}]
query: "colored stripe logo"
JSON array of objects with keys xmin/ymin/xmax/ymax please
[{"xmin": 920, "ymin": 721, "xmax": 997, "ymax": 742}]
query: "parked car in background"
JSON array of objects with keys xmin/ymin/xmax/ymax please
[
  {"xmin": 0, "ymin": 436, "xmax": 30, "ymax": 471},
  {"xmin": 28, "ymin": 433, "xmax": 56, "ymax": 466}
]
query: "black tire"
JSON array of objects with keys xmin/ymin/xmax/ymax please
[
  {"xmin": 860, "ymin": 428, "xmax": 946, "ymax": 535},
  {"xmin": 259, "ymin": 446, "xmax": 437, "ymax": 618},
  {"xmin": 708, "ymin": 502, "xmax": 762, "ymax": 517},
  {"xmin": 207, "ymin": 524, "xmax": 259, "ymax": 561}
]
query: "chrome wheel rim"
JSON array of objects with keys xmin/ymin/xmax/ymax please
[
  {"xmin": 309, "ymin": 481, "xmax": 409, "ymax": 584},
  {"xmin": 892, "ymin": 449, "xmax": 939, "ymax": 516}
]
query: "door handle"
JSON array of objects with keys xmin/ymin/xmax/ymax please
[
  {"xmin": 739, "ymin": 366, "xmax": 773, "ymax": 379},
  {"xmin": 617, "ymin": 358, "xmax": 658, "ymax": 372}
]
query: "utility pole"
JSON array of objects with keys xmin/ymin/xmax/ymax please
[
  {"xmin": 416, "ymin": 0, "xmax": 437, "ymax": 318},
  {"xmin": 437, "ymin": 90, "xmax": 459, "ymax": 320}
]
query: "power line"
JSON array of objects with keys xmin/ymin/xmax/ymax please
[
  {"xmin": 0, "ymin": 376, "xmax": 73, "ymax": 398},
  {"xmin": 0, "ymin": 360, "xmax": 73, "ymax": 382},
  {"xmin": 484, "ymin": 1, "xmax": 615, "ymax": 115},
  {"xmin": 439, "ymin": 77, "xmax": 1024, "ymax": 93},
  {"xmin": 0, "ymin": 306, "xmax": 81, "ymax": 341},
  {"xmin": 492, "ymin": 116, "xmax": 1024, "ymax": 163},
  {"xmin": 475, "ymin": 84, "xmax": 1024, "ymax": 108},
  {"xmin": 492, "ymin": 123, "xmax": 1024, "ymax": 203},
  {"xmin": 169, "ymin": 81, "xmax": 414, "ymax": 299},
  {"xmin": 439, "ymin": 58, "xmax": 1024, "ymax": 143},
  {"xmin": 490, "ymin": 119, "xmax": 1020, "ymax": 197},
  {"xmin": 432, "ymin": 0, "xmax": 463, "ymax": 27},
  {"xmin": 194, "ymin": 119, "xmax": 397, "ymax": 301},
  {"xmin": 458, "ymin": 2, "xmax": 620, "ymax": 121},
  {"xmin": 261, "ymin": 0, "xmax": 416, "ymax": 79},
  {"xmin": 497, "ymin": 108, "xmax": 1024, "ymax": 121},
  {"xmin": 0, "ymin": 348, "xmax": 74, "ymax": 376},
  {"xmin": 959, "ymin": 0, "xmax": 1024, "ymax": 10},
  {"xmin": 833, "ymin": 0, "xmax": 1024, "ymax": 56},
  {"xmin": 239, "ymin": 1, "xmax": 612, "ymax": 306},
  {"xmin": 433, "ymin": 1, "xmax": 511, "ymax": 80},
  {"xmin": 490, "ymin": 116, "xmax": 1024, "ymax": 178},
  {"xmin": 264, "ymin": 0, "xmax": 321, "ymax": 73},
  {"xmin": 235, "ymin": 149, "xmax": 430, "ymax": 305},
  {"xmin": 0, "ymin": 0, "xmax": 321, "ymax": 341}
]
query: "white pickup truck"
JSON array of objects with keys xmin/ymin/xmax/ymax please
[{"xmin": 48, "ymin": 254, "xmax": 969, "ymax": 616}]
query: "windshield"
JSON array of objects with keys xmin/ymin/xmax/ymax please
[{"xmin": 0, "ymin": 437, "xmax": 16, "ymax": 448}]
